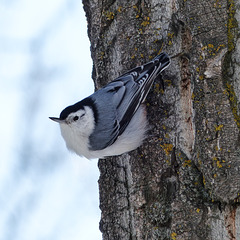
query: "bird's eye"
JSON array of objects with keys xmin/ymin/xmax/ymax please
[{"xmin": 73, "ymin": 116, "xmax": 79, "ymax": 121}]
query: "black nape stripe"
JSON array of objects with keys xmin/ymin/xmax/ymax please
[{"xmin": 60, "ymin": 97, "xmax": 98, "ymax": 123}]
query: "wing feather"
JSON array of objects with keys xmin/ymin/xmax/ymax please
[{"xmin": 89, "ymin": 53, "xmax": 170, "ymax": 150}]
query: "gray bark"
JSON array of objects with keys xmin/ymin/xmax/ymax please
[{"xmin": 83, "ymin": 0, "xmax": 240, "ymax": 239}]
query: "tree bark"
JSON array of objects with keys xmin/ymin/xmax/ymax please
[{"xmin": 83, "ymin": 0, "xmax": 240, "ymax": 239}]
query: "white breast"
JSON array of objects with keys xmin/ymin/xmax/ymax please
[
  {"xmin": 88, "ymin": 104, "xmax": 148, "ymax": 159},
  {"xmin": 59, "ymin": 105, "xmax": 148, "ymax": 159},
  {"xmin": 59, "ymin": 106, "xmax": 95, "ymax": 158}
]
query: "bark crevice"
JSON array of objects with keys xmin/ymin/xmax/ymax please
[{"xmin": 83, "ymin": 0, "xmax": 240, "ymax": 239}]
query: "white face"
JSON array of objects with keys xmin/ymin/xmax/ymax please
[
  {"xmin": 66, "ymin": 109, "xmax": 86, "ymax": 125},
  {"xmin": 61, "ymin": 106, "xmax": 95, "ymax": 136}
]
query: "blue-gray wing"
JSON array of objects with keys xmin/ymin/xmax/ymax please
[{"xmin": 89, "ymin": 52, "xmax": 170, "ymax": 151}]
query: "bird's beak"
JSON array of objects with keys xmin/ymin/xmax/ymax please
[{"xmin": 49, "ymin": 117, "xmax": 65, "ymax": 123}]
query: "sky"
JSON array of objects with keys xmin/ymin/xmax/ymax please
[{"xmin": 0, "ymin": 0, "xmax": 101, "ymax": 239}]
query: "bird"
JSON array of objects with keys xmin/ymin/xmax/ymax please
[{"xmin": 49, "ymin": 52, "xmax": 171, "ymax": 159}]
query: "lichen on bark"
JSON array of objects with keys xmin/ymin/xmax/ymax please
[{"xmin": 83, "ymin": 0, "xmax": 240, "ymax": 239}]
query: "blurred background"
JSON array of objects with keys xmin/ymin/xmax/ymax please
[{"xmin": 0, "ymin": 0, "xmax": 101, "ymax": 239}]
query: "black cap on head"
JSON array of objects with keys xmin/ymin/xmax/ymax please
[
  {"xmin": 60, "ymin": 102, "xmax": 84, "ymax": 120},
  {"xmin": 59, "ymin": 97, "xmax": 98, "ymax": 122}
]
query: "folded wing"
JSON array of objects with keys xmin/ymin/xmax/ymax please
[{"xmin": 89, "ymin": 52, "xmax": 170, "ymax": 150}]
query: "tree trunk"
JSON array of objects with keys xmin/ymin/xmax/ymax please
[{"xmin": 83, "ymin": 0, "xmax": 240, "ymax": 239}]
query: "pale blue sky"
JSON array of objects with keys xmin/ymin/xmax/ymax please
[{"xmin": 0, "ymin": 0, "xmax": 101, "ymax": 239}]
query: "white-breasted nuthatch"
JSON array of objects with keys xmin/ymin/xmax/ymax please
[{"xmin": 50, "ymin": 52, "xmax": 170, "ymax": 159}]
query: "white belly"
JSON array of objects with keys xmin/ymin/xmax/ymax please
[{"xmin": 60, "ymin": 105, "xmax": 148, "ymax": 159}]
